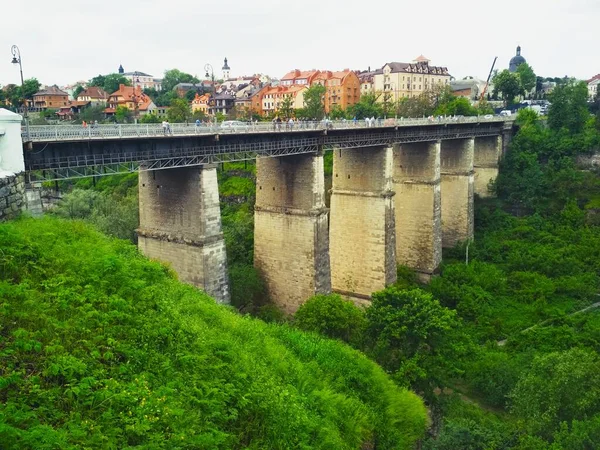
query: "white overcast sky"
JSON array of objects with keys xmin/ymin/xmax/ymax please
[{"xmin": 1, "ymin": 0, "xmax": 597, "ymax": 87}]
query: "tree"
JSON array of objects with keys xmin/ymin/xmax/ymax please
[
  {"xmin": 493, "ymin": 70, "xmax": 522, "ymax": 107},
  {"xmin": 279, "ymin": 95, "xmax": 294, "ymax": 119},
  {"xmin": 192, "ymin": 109, "xmax": 206, "ymax": 121},
  {"xmin": 89, "ymin": 73, "xmax": 130, "ymax": 95},
  {"xmin": 21, "ymin": 78, "xmax": 40, "ymax": 100},
  {"xmin": 294, "ymin": 294, "xmax": 367, "ymax": 345},
  {"xmin": 516, "ymin": 63, "xmax": 537, "ymax": 96},
  {"xmin": 547, "ymin": 81, "xmax": 590, "ymax": 134},
  {"xmin": 303, "ymin": 84, "xmax": 326, "ymax": 120},
  {"xmin": 140, "ymin": 113, "xmax": 160, "ymax": 124},
  {"xmin": 434, "ymin": 97, "xmax": 478, "ymax": 116},
  {"xmin": 509, "ymin": 348, "xmax": 600, "ymax": 438},
  {"xmin": 329, "ymin": 105, "xmax": 347, "ymax": 120},
  {"xmin": 72, "ymin": 85, "xmax": 85, "ymax": 100},
  {"xmin": 365, "ymin": 287, "xmax": 468, "ymax": 396},
  {"xmin": 114, "ymin": 105, "xmax": 132, "ymax": 123},
  {"xmin": 167, "ymin": 98, "xmax": 191, "ymax": 123},
  {"xmin": 78, "ymin": 104, "xmax": 106, "ymax": 124},
  {"xmin": 162, "ymin": 68, "xmax": 200, "ymax": 92},
  {"xmin": 347, "ymin": 93, "xmax": 383, "ymax": 119}
]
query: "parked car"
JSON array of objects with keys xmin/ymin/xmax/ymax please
[
  {"xmin": 220, "ymin": 120, "xmax": 248, "ymax": 132},
  {"xmin": 499, "ymin": 110, "xmax": 512, "ymax": 117}
]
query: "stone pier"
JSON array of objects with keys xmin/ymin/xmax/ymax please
[
  {"xmin": 254, "ymin": 152, "xmax": 331, "ymax": 313},
  {"xmin": 329, "ymin": 146, "xmax": 396, "ymax": 299},
  {"xmin": 137, "ymin": 165, "xmax": 230, "ymax": 303},
  {"xmin": 441, "ymin": 138, "xmax": 474, "ymax": 248},
  {"xmin": 473, "ymin": 135, "xmax": 502, "ymax": 198},
  {"xmin": 393, "ymin": 141, "xmax": 442, "ymax": 281}
]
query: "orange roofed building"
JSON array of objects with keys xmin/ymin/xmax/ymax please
[
  {"xmin": 313, "ymin": 70, "xmax": 360, "ymax": 113},
  {"xmin": 261, "ymin": 85, "xmax": 308, "ymax": 116},
  {"xmin": 105, "ymin": 84, "xmax": 155, "ymax": 116},
  {"xmin": 281, "ymin": 69, "xmax": 321, "ymax": 86},
  {"xmin": 191, "ymin": 93, "xmax": 211, "ymax": 115}
]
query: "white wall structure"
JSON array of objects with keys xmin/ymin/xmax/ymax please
[{"xmin": 0, "ymin": 109, "xmax": 25, "ymax": 176}]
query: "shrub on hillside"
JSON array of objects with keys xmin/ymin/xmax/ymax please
[{"xmin": 294, "ymin": 294, "xmax": 367, "ymax": 346}]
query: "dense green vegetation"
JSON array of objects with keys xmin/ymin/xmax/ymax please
[
  {"xmin": 292, "ymin": 81, "xmax": 600, "ymax": 449},
  {"xmin": 0, "ymin": 217, "xmax": 427, "ymax": 448}
]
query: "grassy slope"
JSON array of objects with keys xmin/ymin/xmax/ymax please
[{"xmin": 0, "ymin": 217, "xmax": 426, "ymax": 449}]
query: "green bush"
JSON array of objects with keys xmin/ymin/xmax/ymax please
[
  {"xmin": 294, "ymin": 294, "xmax": 367, "ymax": 346},
  {"xmin": 0, "ymin": 217, "xmax": 427, "ymax": 449}
]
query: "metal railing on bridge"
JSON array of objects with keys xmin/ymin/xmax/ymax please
[{"xmin": 22, "ymin": 116, "xmax": 512, "ymax": 142}]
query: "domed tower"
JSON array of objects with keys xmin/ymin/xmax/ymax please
[
  {"xmin": 118, "ymin": 64, "xmax": 124, "ymax": 74},
  {"xmin": 509, "ymin": 46, "xmax": 526, "ymax": 72},
  {"xmin": 222, "ymin": 57, "xmax": 231, "ymax": 80}
]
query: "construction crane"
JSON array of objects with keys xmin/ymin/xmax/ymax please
[{"xmin": 479, "ymin": 56, "xmax": 498, "ymax": 102}]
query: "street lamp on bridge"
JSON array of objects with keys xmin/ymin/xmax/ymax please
[
  {"xmin": 204, "ymin": 63, "xmax": 215, "ymax": 117},
  {"xmin": 11, "ymin": 45, "xmax": 30, "ymax": 141}
]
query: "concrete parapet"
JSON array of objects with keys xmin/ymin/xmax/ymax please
[
  {"xmin": 137, "ymin": 165, "xmax": 230, "ymax": 303},
  {"xmin": 441, "ymin": 138, "xmax": 474, "ymax": 248},
  {"xmin": 329, "ymin": 146, "xmax": 396, "ymax": 299},
  {"xmin": 254, "ymin": 153, "xmax": 331, "ymax": 313},
  {"xmin": 393, "ymin": 141, "xmax": 442, "ymax": 279},
  {"xmin": 474, "ymin": 135, "xmax": 502, "ymax": 198}
]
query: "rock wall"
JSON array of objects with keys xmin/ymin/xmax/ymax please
[{"xmin": 0, "ymin": 173, "xmax": 26, "ymax": 221}]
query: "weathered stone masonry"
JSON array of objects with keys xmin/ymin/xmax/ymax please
[
  {"xmin": 137, "ymin": 165, "xmax": 230, "ymax": 303},
  {"xmin": 254, "ymin": 152, "xmax": 331, "ymax": 314},
  {"xmin": 393, "ymin": 141, "xmax": 442, "ymax": 282},
  {"xmin": 441, "ymin": 138, "xmax": 474, "ymax": 248},
  {"xmin": 473, "ymin": 135, "xmax": 502, "ymax": 198},
  {"xmin": 329, "ymin": 146, "xmax": 396, "ymax": 299},
  {"xmin": 0, "ymin": 174, "xmax": 26, "ymax": 221}
]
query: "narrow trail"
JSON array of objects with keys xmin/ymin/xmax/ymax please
[{"xmin": 497, "ymin": 299, "xmax": 600, "ymax": 346}]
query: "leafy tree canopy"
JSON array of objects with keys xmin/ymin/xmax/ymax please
[
  {"xmin": 89, "ymin": 73, "xmax": 130, "ymax": 95},
  {"xmin": 303, "ymin": 84, "xmax": 326, "ymax": 120},
  {"xmin": 167, "ymin": 98, "xmax": 191, "ymax": 123},
  {"xmin": 162, "ymin": 68, "xmax": 200, "ymax": 92}
]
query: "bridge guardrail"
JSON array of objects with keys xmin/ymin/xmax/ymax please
[{"xmin": 22, "ymin": 116, "xmax": 512, "ymax": 142}]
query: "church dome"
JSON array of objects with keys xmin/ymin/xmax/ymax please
[{"xmin": 509, "ymin": 46, "xmax": 526, "ymax": 72}]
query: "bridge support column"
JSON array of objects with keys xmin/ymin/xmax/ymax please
[
  {"xmin": 137, "ymin": 165, "xmax": 230, "ymax": 303},
  {"xmin": 441, "ymin": 138, "xmax": 474, "ymax": 248},
  {"xmin": 393, "ymin": 141, "xmax": 441, "ymax": 281},
  {"xmin": 474, "ymin": 135, "xmax": 502, "ymax": 198},
  {"xmin": 254, "ymin": 152, "xmax": 330, "ymax": 314},
  {"xmin": 329, "ymin": 146, "xmax": 396, "ymax": 300}
]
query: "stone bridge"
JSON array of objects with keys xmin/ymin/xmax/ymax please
[{"xmin": 2, "ymin": 110, "xmax": 514, "ymax": 311}]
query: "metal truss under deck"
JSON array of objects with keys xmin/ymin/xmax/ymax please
[{"xmin": 26, "ymin": 126, "xmax": 503, "ymax": 182}]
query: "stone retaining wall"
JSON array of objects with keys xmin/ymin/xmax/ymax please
[{"xmin": 0, "ymin": 173, "xmax": 26, "ymax": 221}]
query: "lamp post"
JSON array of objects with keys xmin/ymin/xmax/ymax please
[
  {"xmin": 204, "ymin": 63, "xmax": 215, "ymax": 118},
  {"xmin": 11, "ymin": 45, "xmax": 30, "ymax": 140}
]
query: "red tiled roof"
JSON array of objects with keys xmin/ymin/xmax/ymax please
[{"xmin": 78, "ymin": 86, "xmax": 108, "ymax": 99}]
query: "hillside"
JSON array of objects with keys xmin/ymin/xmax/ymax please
[{"xmin": 0, "ymin": 217, "xmax": 427, "ymax": 449}]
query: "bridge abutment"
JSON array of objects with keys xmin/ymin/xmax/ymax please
[
  {"xmin": 329, "ymin": 146, "xmax": 396, "ymax": 299},
  {"xmin": 474, "ymin": 135, "xmax": 502, "ymax": 198},
  {"xmin": 441, "ymin": 138, "xmax": 474, "ymax": 248},
  {"xmin": 393, "ymin": 141, "xmax": 442, "ymax": 281},
  {"xmin": 254, "ymin": 152, "xmax": 331, "ymax": 314},
  {"xmin": 137, "ymin": 165, "xmax": 230, "ymax": 303}
]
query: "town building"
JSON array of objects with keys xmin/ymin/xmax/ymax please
[
  {"xmin": 120, "ymin": 67, "xmax": 162, "ymax": 91},
  {"xmin": 105, "ymin": 84, "xmax": 156, "ymax": 117},
  {"xmin": 77, "ymin": 86, "xmax": 108, "ymax": 105},
  {"xmin": 281, "ymin": 69, "xmax": 321, "ymax": 86},
  {"xmin": 211, "ymin": 91, "xmax": 235, "ymax": 116},
  {"xmin": 449, "ymin": 77, "xmax": 488, "ymax": 101},
  {"xmin": 32, "ymin": 85, "xmax": 70, "ymax": 110},
  {"xmin": 312, "ymin": 70, "xmax": 361, "ymax": 113},
  {"xmin": 373, "ymin": 56, "xmax": 451, "ymax": 102},
  {"xmin": 222, "ymin": 58, "xmax": 231, "ymax": 80},
  {"xmin": 357, "ymin": 68, "xmax": 380, "ymax": 95},
  {"xmin": 174, "ymin": 83, "xmax": 204, "ymax": 98},
  {"xmin": 588, "ymin": 74, "xmax": 600, "ymax": 100},
  {"xmin": 260, "ymin": 85, "xmax": 308, "ymax": 116},
  {"xmin": 191, "ymin": 93, "xmax": 211, "ymax": 115},
  {"xmin": 509, "ymin": 46, "xmax": 527, "ymax": 73},
  {"xmin": 249, "ymin": 85, "xmax": 271, "ymax": 116}
]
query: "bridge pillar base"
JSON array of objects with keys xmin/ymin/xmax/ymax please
[
  {"xmin": 330, "ymin": 146, "xmax": 396, "ymax": 298},
  {"xmin": 441, "ymin": 138, "xmax": 474, "ymax": 248},
  {"xmin": 137, "ymin": 165, "xmax": 230, "ymax": 304},
  {"xmin": 393, "ymin": 141, "xmax": 442, "ymax": 279},
  {"xmin": 474, "ymin": 135, "xmax": 502, "ymax": 198},
  {"xmin": 254, "ymin": 153, "xmax": 331, "ymax": 314}
]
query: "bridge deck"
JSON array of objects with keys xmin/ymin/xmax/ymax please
[{"xmin": 24, "ymin": 118, "xmax": 512, "ymax": 182}]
